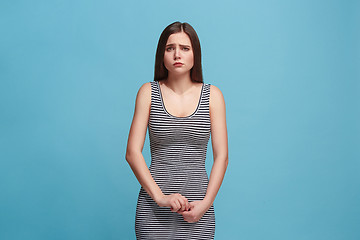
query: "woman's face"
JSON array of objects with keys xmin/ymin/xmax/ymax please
[{"xmin": 163, "ymin": 31, "xmax": 194, "ymax": 75}]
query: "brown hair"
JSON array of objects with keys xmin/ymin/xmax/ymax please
[{"xmin": 154, "ymin": 21, "xmax": 203, "ymax": 83}]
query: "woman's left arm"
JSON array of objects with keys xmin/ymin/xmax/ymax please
[
  {"xmin": 180, "ymin": 85, "xmax": 228, "ymax": 222},
  {"xmin": 203, "ymin": 84, "xmax": 229, "ymax": 207}
]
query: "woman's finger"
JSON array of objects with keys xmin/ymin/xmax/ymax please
[
  {"xmin": 178, "ymin": 197, "xmax": 187, "ymax": 212},
  {"xmin": 172, "ymin": 198, "xmax": 181, "ymax": 212},
  {"xmin": 181, "ymin": 196, "xmax": 190, "ymax": 210}
]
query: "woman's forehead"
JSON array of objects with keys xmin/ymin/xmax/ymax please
[{"xmin": 166, "ymin": 32, "xmax": 192, "ymax": 46}]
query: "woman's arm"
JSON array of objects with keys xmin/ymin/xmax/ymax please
[
  {"xmin": 180, "ymin": 84, "xmax": 228, "ymax": 222},
  {"xmin": 125, "ymin": 82, "xmax": 190, "ymax": 212},
  {"xmin": 203, "ymin": 84, "xmax": 229, "ymax": 207}
]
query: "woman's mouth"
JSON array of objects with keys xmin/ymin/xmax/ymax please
[{"xmin": 173, "ymin": 62, "xmax": 184, "ymax": 67}]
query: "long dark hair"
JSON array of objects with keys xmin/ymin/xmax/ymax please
[{"xmin": 154, "ymin": 21, "xmax": 203, "ymax": 83}]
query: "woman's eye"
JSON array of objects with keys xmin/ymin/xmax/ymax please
[
  {"xmin": 183, "ymin": 47, "xmax": 189, "ymax": 51},
  {"xmin": 166, "ymin": 47, "xmax": 173, "ymax": 51}
]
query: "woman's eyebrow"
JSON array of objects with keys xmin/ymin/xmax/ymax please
[{"xmin": 166, "ymin": 43, "xmax": 191, "ymax": 48}]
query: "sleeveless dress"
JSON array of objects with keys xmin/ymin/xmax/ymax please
[{"xmin": 135, "ymin": 81, "xmax": 215, "ymax": 239}]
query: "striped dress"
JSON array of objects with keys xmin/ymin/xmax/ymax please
[{"xmin": 135, "ymin": 80, "xmax": 215, "ymax": 239}]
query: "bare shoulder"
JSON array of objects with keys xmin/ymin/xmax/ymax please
[
  {"xmin": 136, "ymin": 82, "xmax": 151, "ymax": 104},
  {"xmin": 133, "ymin": 82, "xmax": 151, "ymax": 117},
  {"xmin": 209, "ymin": 84, "xmax": 226, "ymax": 110},
  {"xmin": 137, "ymin": 82, "xmax": 151, "ymax": 98}
]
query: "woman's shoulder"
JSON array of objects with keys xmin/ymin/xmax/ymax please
[
  {"xmin": 208, "ymin": 83, "xmax": 224, "ymax": 98},
  {"xmin": 137, "ymin": 82, "xmax": 152, "ymax": 93},
  {"xmin": 135, "ymin": 82, "xmax": 152, "ymax": 106},
  {"xmin": 208, "ymin": 83, "xmax": 225, "ymax": 108}
]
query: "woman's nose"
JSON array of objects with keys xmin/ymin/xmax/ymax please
[{"xmin": 174, "ymin": 48, "xmax": 180, "ymax": 59}]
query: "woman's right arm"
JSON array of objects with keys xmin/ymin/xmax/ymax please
[{"xmin": 125, "ymin": 82, "xmax": 190, "ymax": 212}]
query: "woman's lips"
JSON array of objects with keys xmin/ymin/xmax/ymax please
[{"xmin": 173, "ymin": 62, "xmax": 183, "ymax": 66}]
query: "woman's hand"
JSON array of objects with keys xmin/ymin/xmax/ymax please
[
  {"xmin": 156, "ymin": 193, "xmax": 191, "ymax": 212},
  {"xmin": 178, "ymin": 200, "xmax": 210, "ymax": 223}
]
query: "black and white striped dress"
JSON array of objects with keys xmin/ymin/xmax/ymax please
[{"xmin": 135, "ymin": 80, "xmax": 215, "ymax": 239}]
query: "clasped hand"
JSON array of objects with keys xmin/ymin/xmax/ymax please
[{"xmin": 156, "ymin": 193, "xmax": 208, "ymax": 223}]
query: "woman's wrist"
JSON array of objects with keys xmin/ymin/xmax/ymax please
[
  {"xmin": 202, "ymin": 197, "xmax": 214, "ymax": 210},
  {"xmin": 153, "ymin": 192, "xmax": 165, "ymax": 205}
]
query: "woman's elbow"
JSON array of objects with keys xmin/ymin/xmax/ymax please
[
  {"xmin": 125, "ymin": 148, "xmax": 141, "ymax": 164},
  {"xmin": 214, "ymin": 154, "xmax": 228, "ymax": 166},
  {"xmin": 125, "ymin": 148, "xmax": 134, "ymax": 163},
  {"xmin": 224, "ymin": 156, "xmax": 229, "ymax": 168}
]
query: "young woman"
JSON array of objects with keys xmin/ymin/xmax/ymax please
[{"xmin": 125, "ymin": 21, "xmax": 228, "ymax": 239}]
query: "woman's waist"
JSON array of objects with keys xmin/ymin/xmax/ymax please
[{"xmin": 149, "ymin": 159, "xmax": 206, "ymax": 171}]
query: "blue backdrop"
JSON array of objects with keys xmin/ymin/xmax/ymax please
[{"xmin": 1, "ymin": 0, "xmax": 359, "ymax": 239}]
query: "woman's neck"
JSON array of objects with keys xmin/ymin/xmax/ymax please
[
  {"xmin": 164, "ymin": 72, "xmax": 194, "ymax": 95},
  {"xmin": 167, "ymin": 71, "xmax": 192, "ymax": 83}
]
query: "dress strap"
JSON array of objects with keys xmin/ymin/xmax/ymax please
[{"xmin": 201, "ymin": 83, "xmax": 211, "ymax": 108}]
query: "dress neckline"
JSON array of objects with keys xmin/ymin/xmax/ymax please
[{"xmin": 157, "ymin": 81, "xmax": 204, "ymax": 119}]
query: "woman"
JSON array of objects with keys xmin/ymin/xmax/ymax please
[{"xmin": 125, "ymin": 21, "xmax": 228, "ymax": 239}]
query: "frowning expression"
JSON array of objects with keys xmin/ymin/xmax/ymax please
[{"xmin": 163, "ymin": 31, "xmax": 194, "ymax": 75}]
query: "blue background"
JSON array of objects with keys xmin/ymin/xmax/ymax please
[{"xmin": 1, "ymin": 0, "xmax": 359, "ymax": 239}]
